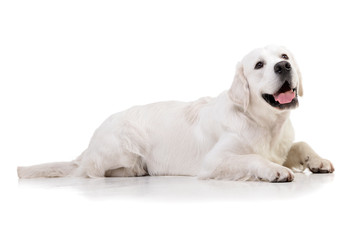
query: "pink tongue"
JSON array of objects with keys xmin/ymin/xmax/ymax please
[{"xmin": 274, "ymin": 90, "xmax": 295, "ymax": 104}]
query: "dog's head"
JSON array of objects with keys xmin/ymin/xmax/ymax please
[{"xmin": 229, "ymin": 45, "xmax": 303, "ymax": 112}]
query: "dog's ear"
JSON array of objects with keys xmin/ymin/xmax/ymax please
[
  {"xmin": 228, "ymin": 62, "xmax": 250, "ymax": 111},
  {"xmin": 292, "ymin": 55, "xmax": 303, "ymax": 97},
  {"xmin": 283, "ymin": 47, "xmax": 303, "ymax": 97}
]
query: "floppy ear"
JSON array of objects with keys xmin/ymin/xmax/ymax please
[
  {"xmin": 282, "ymin": 47, "xmax": 303, "ymax": 97},
  {"xmin": 291, "ymin": 56, "xmax": 304, "ymax": 97},
  {"xmin": 228, "ymin": 62, "xmax": 250, "ymax": 111}
]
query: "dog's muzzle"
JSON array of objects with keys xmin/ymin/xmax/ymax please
[
  {"xmin": 262, "ymin": 81, "xmax": 298, "ymax": 110},
  {"xmin": 261, "ymin": 61, "xmax": 298, "ymax": 110}
]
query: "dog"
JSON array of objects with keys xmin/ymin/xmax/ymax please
[{"xmin": 17, "ymin": 45, "xmax": 335, "ymax": 182}]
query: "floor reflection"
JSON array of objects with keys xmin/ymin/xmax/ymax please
[{"xmin": 18, "ymin": 172, "xmax": 335, "ymax": 201}]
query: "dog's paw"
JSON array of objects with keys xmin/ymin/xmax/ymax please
[
  {"xmin": 258, "ymin": 164, "xmax": 294, "ymax": 183},
  {"xmin": 307, "ymin": 157, "xmax": 335, "ymax": 173}
]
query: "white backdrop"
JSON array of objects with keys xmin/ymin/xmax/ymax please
[{"xmin": 1, "ymin": 0, "xmax": 358, "ymax": 239}]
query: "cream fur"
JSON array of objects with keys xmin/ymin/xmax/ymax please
[{"xmin": 17, "ymin": 45, "xmax": 334, "ymax": 182}]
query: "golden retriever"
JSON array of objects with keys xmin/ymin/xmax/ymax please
[{"xmin": 17, "ymin": 45, "xmax": 335, "ymax": 182}]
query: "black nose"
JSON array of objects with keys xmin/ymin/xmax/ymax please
[{"xmin": 274, "ymin": 61, "xmax": 291, "ymax": 74}]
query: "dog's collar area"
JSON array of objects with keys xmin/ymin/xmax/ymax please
[{"xmin": 262, "ymin": 82, "xmax": 298, "ymax": 110}]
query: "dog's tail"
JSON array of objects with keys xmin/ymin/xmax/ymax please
[{"xmin": 17, "ymin": 161, "xmax": 80, "ymax": 179}]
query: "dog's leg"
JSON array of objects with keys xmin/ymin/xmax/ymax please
[
  {"xmin": 74, "ymin": 149, "xmax": 147, "ymax": 178},
  {"xmin": 199, "ymin": 154, "xmax": 294, "ymax": 182},
  {"xmin": 198, "ymin": 135, "xmax": 294, "ymax": 182},
  {"xmin": 284, "ymin": 142, "xmax": 334, "ymax": 173},
  {"xmin": 68, "ymin": 114, "xmax": 150, "ymax": 178}
]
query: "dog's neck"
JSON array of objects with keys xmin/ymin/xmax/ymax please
[
  {"xmin": 244, "ymin": 100, "xmax": 293, "ymax": 152},
  {"xmin": 245, "ymin": 97, "xmax": 291, "ymax": 130}
]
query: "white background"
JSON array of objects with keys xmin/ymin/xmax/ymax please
[{"xmin": 1, "ymin": 0, "xmax": 358, "ymax": 239}]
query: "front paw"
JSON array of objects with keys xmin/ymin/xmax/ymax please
[
  {"xmin": 258, "ymin": 164, "xmax": 294, "ymax": 183},
  {"xmin": 307, "ymin": 157, "xmax": 335, "ymax": 173}
]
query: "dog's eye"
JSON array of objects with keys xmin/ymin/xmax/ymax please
[
  {"xmin": 254, "ymin": 61, "xmax": 264, "ymax": 69},
  {"xmin": 281, "ymin": 54, "xmax": 289, "ymax": 60}
]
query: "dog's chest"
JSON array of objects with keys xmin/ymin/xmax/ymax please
[{"xmin": 252, "ymin": 122, "xmax": 294, "ymax": 165}]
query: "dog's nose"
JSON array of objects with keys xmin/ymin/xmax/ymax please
[{"xmin": 274, "ymin": 61, "xmax": 291, "ymax": 74}]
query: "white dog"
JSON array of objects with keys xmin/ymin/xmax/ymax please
[{"xmin": 18, "ymin": 45, "xmax": 334, "ymax": 182}]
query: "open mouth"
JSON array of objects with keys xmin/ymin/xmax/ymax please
[{"xmin": 262, "ymin": 81, "xmax": 298, "ymax": 109}]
